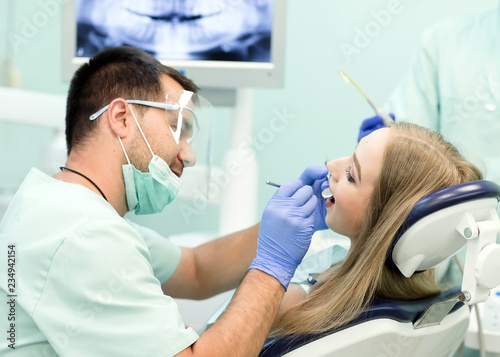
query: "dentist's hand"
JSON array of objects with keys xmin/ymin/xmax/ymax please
[
  {"xmin": 299, "ymin": 165, "xmax": 329, "ymax": 232},
  {"xmin": 249, "ymin": 179, "xmax": 316, "ymax": 290},
  {"xmin": 358, "ymin": 113, "xmax": 396, "ymax": 142}
]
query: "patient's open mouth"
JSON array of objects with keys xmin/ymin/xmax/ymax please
[{"xmin": 325, "ymin": 196, "xmax": 335, "ymax": 208}]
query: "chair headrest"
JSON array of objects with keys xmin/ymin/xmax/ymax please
[{"xmin": 386, "ymin": 180, "xmax": 500, "ymax": 277}]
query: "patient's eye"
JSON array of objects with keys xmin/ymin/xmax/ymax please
[{"xmin": 345, "ymin": 166, "xmax": 355, "ymax": 183}]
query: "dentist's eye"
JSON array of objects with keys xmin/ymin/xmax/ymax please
[{"xmin": 345, "ymin": 166, "xmax": 355, "ymax": 183}]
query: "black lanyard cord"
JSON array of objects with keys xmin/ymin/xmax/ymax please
[{"xmin": 60, "ymin": 166, "xmax": 108, "ymax": 202}]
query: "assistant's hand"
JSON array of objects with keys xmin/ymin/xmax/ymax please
[
  {"xmin": 299, "ymin": 165, "xmax": 329, "ymax": 232},
  {"xmin": 357, "ymin": 113, "xmax": 396, "ymax": 142},
  {"xmin": 249, "ymin": 179, "xmax": 316, "ymax": 290}
]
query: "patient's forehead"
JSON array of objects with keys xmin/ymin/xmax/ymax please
[
  {"xmin": 355, "ymin": 128, "xmax": 393, "ymax": 182},
  {"xmin": 357, "ymin": 128, "xmax": 393, "ymax": 158},
  {"xmin": 359, "ymin": 127, "xmax": 392, "ymax": 144}
]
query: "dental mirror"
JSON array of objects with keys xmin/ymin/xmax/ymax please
[
  {"xmin": 321, "ymin": 187, "xmax": 333, "ymax": 199},
  {"xmin": 321, "ymin": 169, "xmax": 333, "ymax": 199}
]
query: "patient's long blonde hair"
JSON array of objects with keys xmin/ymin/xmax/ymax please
[{"xmin": 271, "ymin": 122, "xmax": 483, "ymax": 337}]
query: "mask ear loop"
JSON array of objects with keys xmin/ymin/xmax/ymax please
[
  {"xmin": 128, "ymin": 104, "xmax": 155, "ymax": 158},
  {"xmin": 117, "ymin": 136, "xmax": 131, "ymax": 165}
]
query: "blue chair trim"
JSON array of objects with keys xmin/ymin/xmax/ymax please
[
  {"xmin": 259, "ymin": 287, "xmax": 463, "ymax": 357},
  {"xmin": 386, "ymin": 180, "xmax": 500, "ymax": 273}
]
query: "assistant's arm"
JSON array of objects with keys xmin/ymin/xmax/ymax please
[{"xmin": 162, "ymin": 224, "xmax": 259, "ymax": 299}]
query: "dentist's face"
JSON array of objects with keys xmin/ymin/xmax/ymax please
[
  {"xmin": 325, "ymin": 128, "xmax": 392, "ymax": 239},
  {"xmin": 130, "ymin": 75, "xmax": 193, "ymax": 178}
]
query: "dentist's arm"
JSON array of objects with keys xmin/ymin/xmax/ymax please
[
  {"xmin": 164, "ymin": 167, "xmax": 327, "ymax": 300},
  {"xmin": 176, "ymin": 179, "xmax": 317, "ymax": 357},
  {"xmin": 163, "ymin": 224, "xmax": 259, "ymax": 299}
]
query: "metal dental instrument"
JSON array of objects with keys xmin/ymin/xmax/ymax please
[
  {"xmin": 266, "ymin": 180, "xmax": 330, "ymax": 200},
  {"xmin": 321, "ymin": 160, "xmax": 333, "ymax": 199},
  {"xmin": 321, "ymin": 173, "xmax": 333, "ymax": 199},
  {"xmin": 339, "ymin": 70, "xmax": 394, "ymax": 126}
]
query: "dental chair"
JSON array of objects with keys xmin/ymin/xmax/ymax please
[{"xmin": 260, "ymin": 180, "xmax": 500, "ymax": 357}]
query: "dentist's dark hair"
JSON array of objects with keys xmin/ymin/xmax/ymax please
[{"xmin": 65, "ymin": 46, "xmax": 198, "ymax": 154}]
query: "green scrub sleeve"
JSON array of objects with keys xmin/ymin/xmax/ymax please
[{"xmin": 127, "ymin": 220, "xmax": 182, "ymax": 284}]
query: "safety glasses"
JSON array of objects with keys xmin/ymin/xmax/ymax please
[
  {"xmin": 90, "ymin": 97, "xmax": 199, "ymax": 145},
  {"xmin": 89, "ymin": 90, "xmax": 215, "ymax": 199}
]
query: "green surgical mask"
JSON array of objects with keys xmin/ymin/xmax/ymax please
[{"xmin": 119, "ymin": 106, "xmax": 182, "ymax": 215}]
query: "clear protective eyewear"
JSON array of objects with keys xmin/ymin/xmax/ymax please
[
  {"xmin": 89, "ymin": 90, "xmax": 215, "ymax": 201},
  {"xmin": 89, "ymin": 91, "xmax": 202, "ymax": 146}
]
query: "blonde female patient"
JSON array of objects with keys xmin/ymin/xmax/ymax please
[{"xmin": 271, "ymin": 122, "xmax": 482, "ymax": 337}]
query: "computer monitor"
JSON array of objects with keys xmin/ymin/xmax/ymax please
[{"xmin": 62, "ymin": 0, "xmax": 286, "ymax": 89}]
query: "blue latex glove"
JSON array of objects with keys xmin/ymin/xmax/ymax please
[
  {"xmin": 357, "ymin": 113, "xmax": 396, "ymax": 142},
  {"xmin": 249, "ymin": 179, "xmax": 316, "ymax": 290},
  {"xmin": 299, "ymin": 165, "xmax": 329, "ymax": 232}
]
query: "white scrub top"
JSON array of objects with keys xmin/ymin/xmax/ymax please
[
  {"xmin": 385, "ymin": 8, "xmax": 500, "ymax": 182},
  {"xmin": 0, "ymin": 168, "xmax": 198, "ymax": 356}
]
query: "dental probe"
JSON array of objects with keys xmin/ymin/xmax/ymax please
[
  {"xmin": 265, "ymin": 180, "xmax": 329, "ymax": 200},
  {"xmin": 339, "ymin": 70, "xmax": 394, "ymax": 126}
]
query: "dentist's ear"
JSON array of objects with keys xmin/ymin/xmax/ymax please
[{"xmin": 107, "ymin": 98, "xmax": 133, "ymax": 138}]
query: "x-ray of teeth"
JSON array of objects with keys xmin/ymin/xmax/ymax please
[{"xmin": 76, "ymin": 0, "xmax": 273, "ymax": 62}]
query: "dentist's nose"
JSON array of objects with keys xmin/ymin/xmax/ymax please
[{"xmin": 179, "ymin": 141, "xmax": 196, "ymax": 167}]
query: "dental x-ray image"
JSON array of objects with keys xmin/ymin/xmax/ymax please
[{"xmin": 76, "ymin": 0, "xmax": 273, "ymax": 62}]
